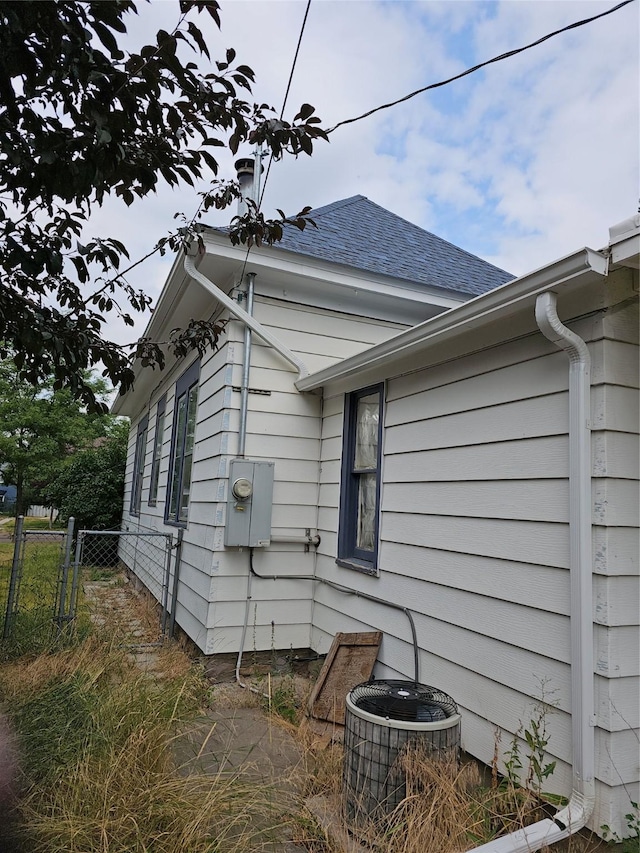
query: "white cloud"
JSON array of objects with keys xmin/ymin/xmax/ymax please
[{"xmin": 81, "ymin": 0, "xmax": 638, "ymax": 345}]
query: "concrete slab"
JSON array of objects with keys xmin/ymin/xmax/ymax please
[
  {"xmin": 173, "ymin": 706, "xmax": 309, "ymax": 853},
  {"xmin": 305, "ymin": 794, "xmax": 371, "ymax": 853},
  {"xmin": 175, "ymin": 707, "xmax": 303, "ymax": 788}
]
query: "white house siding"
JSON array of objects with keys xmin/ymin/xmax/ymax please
[
  {"xmin": 311, "ymin": 273, "xmax": 639, "ymax": 837},
  {"xmin": 199, "ymin": 294, "xmax": 408, "ymax": 656},
  {"xmin": 590, "ymin": 287, "xmax": 639, "ymax": 834},
  {"xmin": 120, "ymin": 349, "xmax": 219, "ymax": 648},
  {"xmin": 120, "ymin": 289, "xmax": 407, "ymax": 656}
]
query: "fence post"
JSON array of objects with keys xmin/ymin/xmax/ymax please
[
  {"xmin": 68, "ymin": 531, "xmax": 84, "ymax": 624},
  {"xmin": 168, "ymin": 529, "xmax": 183, "ymax": 639},
  {"xmin": 56, "ymin": 517, "xmax": 75, "ymax": 632},
  {"xmin": 160, "ymin": 534, "xmax": 173, "ymax": 637},
  {"xmin": 3, "ymin": 516, "xmax": 24, "ymax": 641}
]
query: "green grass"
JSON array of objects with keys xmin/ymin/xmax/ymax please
[
  {"xmin": 1, "ymin": 517, "xmax": 65, "ymax": 532},
  {"xmin": 264, "ymin": 675, "xmax": 300, "ymax": 724},
  {"xmin": 0, "ymin": 539, "xmax": 85, "ymax": 660}
]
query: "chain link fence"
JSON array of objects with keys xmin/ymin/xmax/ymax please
[
  {"xmin": 78, "ymin": 529, "xmax": 177, "ymax": 638},
  {"xmin": 1, "ymin": 519, "xmax": 179, "ymax": 654},
  {"xmin": 1, "ymin": 517, "xmax": 72, "ymax": 653}
]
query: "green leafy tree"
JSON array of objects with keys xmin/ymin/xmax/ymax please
[
  {"xmin": 45, "ymin": 420, "xmax": 129, "ymax": 530},
  {"xmin": 0, "ymin": 359, "xmax": 114, "ymax": 516},
  {"xmin": 0, "ymin": 0, "xmax": 325, "ymax": 410}
]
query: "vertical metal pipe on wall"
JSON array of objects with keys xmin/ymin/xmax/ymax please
[
  {"xmin": 169, "ymin": 529, "xmax": 184, "ymax": 639},
  {"xmin": 236, "ymin": 146, "xmax": 261, "ymax": 459},
  {"xmin": 238, "ymin": 273, "xmax": 255, "ymax": 458},
  {"xmin": 160, "ymin": 533, "xmax": 173, "ymax": 637}
]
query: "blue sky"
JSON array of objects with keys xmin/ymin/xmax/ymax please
[{"xmin": 88, "ymin": 0, "xmax": 639, "ymax": 347}]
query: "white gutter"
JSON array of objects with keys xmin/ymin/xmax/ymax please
[
  {"xmin": 183, "ymin": 255, "xmax": 309, "ymax": 378},
  {"xmin": 472, "ymin": 291, "xmax": 596, "ymax": 853},
  {"xmin": 296, "ymin": 248, "xmax": 607, "ymax": 392}
]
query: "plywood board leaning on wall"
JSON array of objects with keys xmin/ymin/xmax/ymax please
[{"xmin": 308, "ymin": 632, "xmax": 382, "ymax": 725}]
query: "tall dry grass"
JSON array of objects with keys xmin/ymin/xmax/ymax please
[
  {"xmin": 0, "ymin": 636, "xmax": 288, "ymax": 853},
  {"xmin": 383, "ymin": 751, "xmax": 486, "ymax": 853},
  {"xmin": 338, "ymin": 749, "xmax": 485, "ymax": 853},
  {"xmin": 294, "ymin": 739, "xmax": 605, "ymax": 853}
]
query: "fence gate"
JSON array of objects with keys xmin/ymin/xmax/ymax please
[
  {"xmin": 71, "ymin": 529, "xmax": 177, "ymax": 641},
  {"xmin": 1, "ymin": 516, "xmax": 72, "ymax": 648}
]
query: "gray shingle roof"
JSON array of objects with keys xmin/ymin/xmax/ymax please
[{"xmin": 273, "ymin": 195, "xmax": 514, "ymax": 296}]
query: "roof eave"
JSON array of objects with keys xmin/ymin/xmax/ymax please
[
  {"xmin": 201, "ymin": 229, "xmax": 473, "ymax": 308},
  {"xmin": 295, "ymin": 247, "xmax": 609, "ymax": 393}
]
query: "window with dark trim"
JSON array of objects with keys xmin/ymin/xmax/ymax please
[
  {"xmin": 337, "ymin": 384, "xmax": 383, "ymax": 575},
  {"xmin": 130, "ymin": 414, "xmax": 148, "ymax": 517},
  {"xmin": 148, "ymin": 394, "xmax": 166, "ymax": 507},
  {"xmin": 165, "ymin": 361, "xmax": 199, "ymax": 525}
]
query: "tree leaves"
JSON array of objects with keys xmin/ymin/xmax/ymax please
[
  {"xmin": 45, "ymin": 420, "xmax": 129, "ymax": 530},
  {"xmin": 0, "ymin": 359, "xmax": 116, "ymax": 515},
  {"xmin": 229, "ymin": 202, "xmax": 317, "ymax": 248},
  {"xmin": 0, "ymin": 0, "xmax": 328, "ymax": 410},
  {"xmin": 186, "ymin": 21, "xmax": 210, "ymax": 58},
  {"xmin": 169, "ymin": 318, "xmax": 227, "ymax": 359}
]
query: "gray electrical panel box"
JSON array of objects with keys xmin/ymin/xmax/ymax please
[{"xmin": 224, "ymin": 459, "xmax": 274, "ymax": 547}]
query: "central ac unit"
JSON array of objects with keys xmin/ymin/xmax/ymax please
[{"xmin": 343, "ymin": 679, "xmax": 461, "ymax": 830}]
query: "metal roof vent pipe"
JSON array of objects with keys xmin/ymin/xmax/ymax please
[{"xmin": 235, "ymin": 153, "xmax": 264, "ymax": 218}]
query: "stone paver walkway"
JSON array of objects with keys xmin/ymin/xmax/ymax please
[
  {"xmin": 83, "ymin": 574, "xmax": 308, "ymax": 852},
  {"xmin": 82, "ymin": 576, "xmax": 167, "ymax": 672}
]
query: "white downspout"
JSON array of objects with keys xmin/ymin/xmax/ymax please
[
  {"xmin": 472, "ymin": 291, "xmax": 595, "ymax": 853},
  {"xmin": 183, "ymin": 255, "xmax": 308, "ymax": 379}
]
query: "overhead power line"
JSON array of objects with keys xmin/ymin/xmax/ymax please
[
  {"xmin": 258, "ymin": 0, "xmax": 312, "ymax": 211},
  {"xmin": 279, "ymin": 0, "xmax": 313, "ymax": 122},
  {"xmin": 327, "ymin": 0, "xmax": 636, "ymax": 134},
  {"xmin": 235, "ymin": 0, "xmax": 312, "ymax": 288}
]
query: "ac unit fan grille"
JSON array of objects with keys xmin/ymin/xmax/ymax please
[{"xmin": 350, "ymin": 679, "xmax": 458, "ymax": 723}]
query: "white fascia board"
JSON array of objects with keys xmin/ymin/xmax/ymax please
[
  {"xmin": 140, "ymin": 252, "xmax": 193, "ymax": 341},
  {"xmin": 296, "ymin": 247, "xmax": 608, "ymax": 393},
  {"xmin": 608, "ymin": 213, "xmax": 640, "ymax": 269},
  {"xmin": 610, "ymin": 235, "xmax": 640, "ymax": 270},
  {"xmin": 609, "ymin": 213, "xmax": 640, "ymax": 244},
  {"xmin": 201, "ymin": 230, "xmax": 466, "ymax": 311}
]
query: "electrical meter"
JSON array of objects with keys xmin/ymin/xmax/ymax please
[
  {"xmin": 224, "ymin": 459, "xmax": 274, "ymax": 547},
  {"xmin": 231, "ymin": 478, "xmax": 253, "ymax": 500}
]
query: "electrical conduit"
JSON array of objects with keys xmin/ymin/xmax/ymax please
[
  {"xmin": 248, "ymin": 548, "xmax": 421, "ymax": 686},
  {"xmin": 238, "ymin": 272, "xmax": 255, "ymax": 458},
  {"xmin": 472, "ymin": 292, "xmax": 595, "ymax": 852}
]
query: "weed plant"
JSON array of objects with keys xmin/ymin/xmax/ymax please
[
  {"xmin": 602, "ymin": 800, "xmax": 640, "ymax": 852},
  {"xmin": 292, "ymin": 701, "xmax": 617, "ymax": 853},
  {"xmin": 0, "ymin": 636, "xmax": 285, "ymax": 853},
  {"xmin": 264, "ymin": 673, "xmax": 300, "ymax": 724}
]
